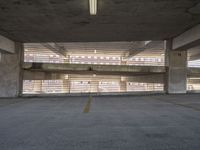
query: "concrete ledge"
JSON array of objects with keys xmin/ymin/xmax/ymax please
[
  {"xmin": 187, "ymin": 90, "xmax": 200, "ymax": 94},
  {"xmin": 23, "ymin": 62, "xmax": 166, "ymax": 76},
  {"xmin": 22, "ymin": 91, "xmax": 166, "ymax": 98},
  {"xmin": 188, "ymin": 67, "xmax": 200, "ymax": 76}
]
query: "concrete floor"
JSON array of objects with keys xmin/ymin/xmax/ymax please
[{"xmin": 0, "ymin": 94, "xmax": 200, "ymax": 150}]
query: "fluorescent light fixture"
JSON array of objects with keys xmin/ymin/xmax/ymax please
[{"xmin": 89, "ymin": 0, "xmax": 97, "ymax": 15}]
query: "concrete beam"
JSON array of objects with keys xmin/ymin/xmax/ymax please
[
  {"xmin": 188, "ymin": 68, "xmax": 200, "ymax": 77},
  {"xmin": 23, "ymin": 62, "xmax": 166, "ymax": 76},
  {"xmin": 125, "ymin": 41, "xmax": 163, "ymax": 59},
  {"xmin": 124, "ymin": 74, "xmax": 164, "ymax": 84},
  {"xmin": 124, "ymin": 41, "xmax": 147, "ymax": 59},
  {"xmin": 188, "ymin": 78, "xmax": 200, "ymax": 84},
  {"xmin": 190, "ymin": 54, "xmax": 200, "ymax": 61},
  {"xmin": 41, "ymin": 43, "xmax": 66, "ymax": 56},
  {"xmin": 23, "ymin": 70, "xmax": 164, "ymax": 84},
  {"xmin": 0, "ymin": 35, "xmax": 15, "ymax": 53},
  {"xmin": 173, "ymin": 24, "xmax": 200, "ymax": 50},
  {"xmin": 188, "ymin": 45, "xmax": 200, "ymax": 61}
]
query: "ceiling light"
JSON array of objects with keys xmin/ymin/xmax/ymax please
[{"xmin": 89, "ymin": 0, "xmax": 97, "ymax": 15}]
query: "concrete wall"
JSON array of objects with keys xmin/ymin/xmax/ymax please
[
  {"xmin": 0, "ymin": 43, "xmax": 23, "ymax": 97},
  {"xmin": 0, "ymin": 35, "xmax": 15, "ymax": 53}
]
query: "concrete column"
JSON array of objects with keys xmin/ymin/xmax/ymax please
[
  {"xmin": 0, "ymin": 42, "xmax": 23, "ymax": 97},
  {"xmin": 64, "ymin": 55, "xmax": 70, "ymax": 63},
  {"xmin": 120, "ymin": 81, "xmax": 127, "ymax": 92},
  {"xmin": 33, "ymin": 80, "xmax": 42, "ymax": 94},
  {"xmin": 121, "ymin": 61, "xmax": 127, "ymax": 65},
  {"xmin": 121, "ymin": 57, "xmax": 127, "ymax": 65},
  {"xmin": 59, "ymin": 74, "xmax": 70, "ymax": 93},
  {"xmin": 165, "ymin": 40, "xmax": 187, "ymax": 94},
  {"xmin": 90, "ymin": 80, "xmax": 99, "ymax": 93},
  {"xmin": 62, "ymin": 79, "xmax": 70, "ymax": 93}
]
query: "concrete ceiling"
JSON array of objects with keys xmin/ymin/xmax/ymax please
[
  {"xmin": 25, "ymin": 41, "xmax": 164, "ymax": 56},
  {"xmin": 0, "ymin": 0, "xmax": 200, "ymax": 42}
]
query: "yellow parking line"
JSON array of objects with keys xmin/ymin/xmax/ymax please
[{"xmin": 83, "ymin": 95, "xmax": 92, "ymax": 113}]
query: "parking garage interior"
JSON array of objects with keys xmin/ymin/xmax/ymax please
[
  {"xmin": 22, "ymin": 41, "xmax": 165, "ymax": 95},
  {"xmin": 0, "ymin": 0, "xmax": 200, "ymax": 150}
]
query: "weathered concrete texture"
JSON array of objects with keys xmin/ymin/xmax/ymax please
[
  {"xmin": 173, "ymin": 24, "xmax": 200, "ymax": 50},
  {"xmin": 188, "ymin": 45, "xmax": 200, "ymax": 61},
  {"xmin": 23, "ymin": 62, "xmax": 166, "ymax": 76},
  {"xmin": 188, "ymin": 67, "xmax": 200, "ymax": 77},
  {"xmin": 0, "ymin": 35, "xmax": 15, "ymax": 53},
  {"xmin": 0, "ymin": 43, "xmax": 22, "ymax": 97},
  {"xmin": 23, "ymin": 70, "xmax": 165, "ymax": 85},
  {"xmin": 165, "ymin": 41, "xmax": 187, "ymax": 94},
  {"xmin": 0, "ymin": 0, "xmax": 200, "ymax": 42},
  {"xmin": 168, "ymin": 51, "xmax": 187, "ymax": 93},
  {"xmin": 0, "ymin": 94, "xmax": 200, "ymax": 150}
]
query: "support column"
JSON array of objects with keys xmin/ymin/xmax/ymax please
[
  {"xmin": 0, "ymin": 42, "xmax": 23, "ymax": 97},
  {"xmin": 62, "ymin": 79, "xmax": 70, "ymax": 93},
  {"xmin": 120, "ymin": 81, "xmax": 127, "ymax": 92},
  {"xmin": 90, "ymin": 80, "xmax": 99, "ymax": 93},
  {"xmin": 165, "ymin": 40, "xmax": 187, "ymax": 94},
  {"xmin": 33, "ymin": 80, "xmax": 42, "ymax": 94},
  {"xmin": 59, "ymin": 74, "xmax": 70, "ymax": 93}
]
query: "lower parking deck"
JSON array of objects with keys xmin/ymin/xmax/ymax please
[{"xmin": 0, "ymin": 94, "xmax": 200, "ymax": 150}]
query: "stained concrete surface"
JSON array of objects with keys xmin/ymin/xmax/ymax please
[
  {"xmin": 0, "ymin": 94, "xmax": 200, "ymax": 150},
  {"xmin": 0, "ymin": 43, "xmax": 22, "ymax": 97},
  {"xmin": 0, "ymin": 0, "xmax": 200, "ymax": 42}
]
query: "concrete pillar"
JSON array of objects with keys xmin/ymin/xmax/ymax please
[
  {"xmin": 0, "ymin": 42, "xmax": 23, "ymax": 97},
  {"xmin": 62, "ymin": 79, "xmax": 70, "ymax": 93},
  {"xmin": 59, "ymin": 74, "xmax": 70, "ymax": 93},
  {"xmin": 33, "ymin": 80, "xmax": 42, "ymax": 94},
  {"xmin": 64, "ymin": 55, "xmax": 70, "ymax": 63},
  {"xmin": 120, "ymin": 81, "xmax": 127, "ymax": 92},
  {"xmin": 165, "ymin": 40, "xmax": 187, "ymax": 94},
  {"xmin": 121, "ymin": 57, "xmax": 127, "ymax": 65},
  {"xmin": 90, "ymin": 80, "xmax": 99, "ymax": 93}
]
